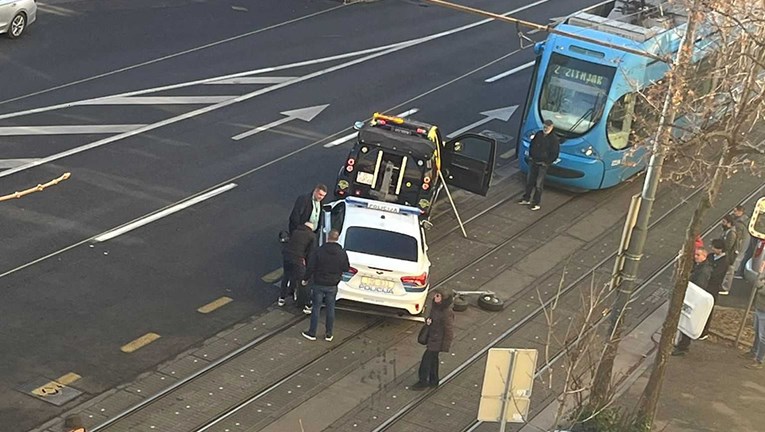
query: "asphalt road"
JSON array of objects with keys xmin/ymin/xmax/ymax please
[{"xmin": 0, "ymin": 0, "xmax": 601, "ymax": 428}]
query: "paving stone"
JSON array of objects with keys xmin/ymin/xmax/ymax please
[
  {"xmin": 86, "ymin": 390, "xmax": 144, "ymax": 420},
  {"xmin": 157, "ymin": 354, "xmax": 211, "ymax": 378},
  {"xmin": 124, "ymin": 371, "xmax": 177, "ymax": 398}
]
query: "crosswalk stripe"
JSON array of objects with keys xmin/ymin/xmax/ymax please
[
  {"xmin": 0, "ymin": 125, "xmax": 145, "ymax": 136},
  {"xmin": 206, "ymin": 77, "xmax": 296, "ymax": 85},
  {"xmin": 79, "ymin": 96, "xmax": 236, "ymax": 105}
]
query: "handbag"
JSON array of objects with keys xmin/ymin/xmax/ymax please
[{"xmin": 417, "ymin": 324, "xmax": 430, "ymax": 345}]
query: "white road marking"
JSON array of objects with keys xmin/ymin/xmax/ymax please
[
  {"xmin": 94, "ymin": 183, "xmax": 237, "ymax": 242},
  {"xmin": 484, "ymin": 61, "xmax": 535, "ymax": 83},
  {"xmin": 0, "ymin": 159, "xmax": 39, "ymax": 169},
  {"xmin": 0, "ymin": 125, "xmax": 145, "ymax": 136},
  {"xmin": 232, "ymin": 104, "xmax": 330, "ymax": 140},
  {"xmin": 446, "ymin": 106, "xmax": 518, "ymax": 138},
  {"xmin": 206, "ymin": 77, "xmax": 297, "ymax": 85},
  {"xmin": 323, "ymin": 108, "xmax": 420, "ymax": 148},
  {"xmin": 0, "ymin": 37, "xmax": 532, "ymax": 283},
  {"xmin": 78, "ymin": 96, "xmax": 236, "ymax": 105},
  {"xmin": 0, "ymin": 4, "xmax": 349, "ymax": 107},
  {"xmin": 0, "ymin": 0, "xmax": 550, "ymax": 123}
]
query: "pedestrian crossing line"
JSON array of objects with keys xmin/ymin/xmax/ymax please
[
  {"xmin": 121, "ymin": 333, "xmax": 161, "ymax": 353},
  {"xmin": 197, "ymin": 296, "xmax": 233, "ymax": 314},
  {"xmin": 79, "ymin": 96, "xmax": 236, "ymax": 105},
  {"xmin": 262, "ymin": 267, "xmax": 284, "ymax": 283},
  {"xmin": 0, "ymin": 125, "xmax": 146, "ymax": 136},
  {"xmin": 206, "ymin": 77, "xmax": 297, "ymax": 85}
]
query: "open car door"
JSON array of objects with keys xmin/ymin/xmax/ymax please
[{"xmin": 441, "ymin": 133, "xmax": 497, "ymax": 196}]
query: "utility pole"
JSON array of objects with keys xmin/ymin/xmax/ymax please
[{"xmin": 589, "ymin": 2, "xmax": 703, "ymax": 406}]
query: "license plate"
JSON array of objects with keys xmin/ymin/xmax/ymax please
[
  {"xmin": 356, "ymin": 171, "xmax": 374, "ymax": 186},
  {"xmin": 359, "ymin": 276, "xmax": 396, "ymax": 294}
]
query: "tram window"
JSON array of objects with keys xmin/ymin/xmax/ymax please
[{"xmin": 606, "ymin": 93, "xmax": 638, "ymax": 150}]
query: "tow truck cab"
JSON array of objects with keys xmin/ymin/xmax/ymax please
[{"xmin": 335, "ymin": 113, "xmax": 498, "ymax": 216}]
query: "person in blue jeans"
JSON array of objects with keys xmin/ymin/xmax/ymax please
[
  {"xmin": 301, "ymin": 229, "xmax": 350, "ymax": 342},
  {"xmin": 742, "ymin": 267, "xmax": 765, "ymax": 370}
]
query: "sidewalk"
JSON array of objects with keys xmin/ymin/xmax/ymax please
[{"xmin": 620, "ymin": 278, "xmax": 765, "ymax": 432}]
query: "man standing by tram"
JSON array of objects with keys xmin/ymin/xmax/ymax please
[{"xmin": 519, "ymin": 119, "xmax": 560, "ymax": 211}]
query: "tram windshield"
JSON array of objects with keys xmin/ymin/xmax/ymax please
[{"xmin": 538, "ymin": 53, "xmax": 616, "ymax": 138}]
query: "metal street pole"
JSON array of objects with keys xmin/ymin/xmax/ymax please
[
  {"xmin": 498, "ymin": 350, "xmax": 517, "ymax": 432},
  {"xmin": 590, "ymin": 5, "xmax": 702, "ymax": 404}
]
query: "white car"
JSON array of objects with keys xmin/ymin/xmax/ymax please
[
  {"xmin": 0, "ymin": 0, "xmax": 36, "ymax": 39},
  {"xmin": 320, "ymin": 197, "xmax": 431, "ymax": 315}
]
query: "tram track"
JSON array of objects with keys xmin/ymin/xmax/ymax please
[
  {"xmin": 369, "ymin": 180, "xmax": 765, "ymax": 432},
  {"xmin": 86, "ymin": 170, "xmax": 752, "ymax": 432},
  {"xmin": 86, "ymin": 177, "xmax": 631, "ymax": 432}
]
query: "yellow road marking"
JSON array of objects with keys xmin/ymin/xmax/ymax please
[
  {"xmin": 197, "ymin": 296, "xmax": 233, "ymax": 314},
  {"xmin": 56, "ymin": 372, "xmax": 81, "ymax": 385},
  {"xmin": 30, "ymin": 372, "xmax": 80, "ymax": 397},
  {"xmin": 121, "ymin": 332, "xmax": 161, "ymax": 353},
  {"xmin": 261, "ymin": 267, "xmax": 283, "ymax": 283}
]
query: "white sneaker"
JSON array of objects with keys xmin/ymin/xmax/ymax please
[
  {"xmin": 277, "ymin": 298, "xmax": 286, "ymax": 307},
  {"xmin": 518, "ymin": 199, "xmax": 531, "ymax": 205},
  {"xmin": 530, "ymin": 205, "xmax": 541, "ymax": 211},
  {"xmin": 303, "ymin": 306, "xmax": 312, "ymax": 315},
  {"xmin": 718, "ymin": 290, "xmax": 730, "ymax": 296},
  {"xmin": 325, "ymin": 334, "xmax": 334, "ymax": 342},
  {"xmin": 301, "ymin": 331, "xmax": 316, "ymax": 341}
]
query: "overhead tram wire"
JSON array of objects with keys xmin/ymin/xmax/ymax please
[{"xmin": 424, "ymin": 0, "xmax": 669, "ymax": 63}]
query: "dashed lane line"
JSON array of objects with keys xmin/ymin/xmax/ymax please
[
  {"xmin": 121, "ymin": 333, "xmax": 161, "ymax": 353},
  {"xmin": 197, "ymin": 297, "xmax": 234, "ymax": 314},
  {"xmin": 78, "ymin": 96, "xmax": 237, "ymax": 105},
  {"xmin": 206, "ymin": 77, "xmax": 297, "ymax": 85},
  {"xmin": 0, "ymin": 125, "xmax": 146, "ymax": 136}
]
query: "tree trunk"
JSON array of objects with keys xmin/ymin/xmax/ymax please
[{"xmin": 589, "ymin": 0, "xmax": 703, "ymax": 408}]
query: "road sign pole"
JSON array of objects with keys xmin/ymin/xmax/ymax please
[{"xmin": 498, "ymin": 350, "xmax": 517, "ymax": 432}]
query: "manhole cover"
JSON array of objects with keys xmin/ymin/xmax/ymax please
[{"xmin": 18, "ymin": 377, "xmax": 82, "ymax": 406}]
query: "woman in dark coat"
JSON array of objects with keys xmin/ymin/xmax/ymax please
[{"xmin": 412, "ymin": 287, "xmax": 455, "ymax": 390}]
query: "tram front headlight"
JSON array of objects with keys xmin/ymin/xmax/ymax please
[{"xmin": 580, "ymin": 145, "xmax": 596, "ymax": 157}]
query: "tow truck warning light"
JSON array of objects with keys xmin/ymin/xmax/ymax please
[{"xmin": 346, "ymin": 197, "xmax": 422, "ymax": 216}]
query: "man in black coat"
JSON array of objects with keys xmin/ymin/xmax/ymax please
[
  {"xmin": 519, "ymin": 119, "xmax": 559, "ymax": 211},
  {"xmin": 673, "ymin": 248, "xmax": 712, "ymax": 356},
  {"xmin": 700, "ymin": 238, "xmax": 731, "ymax": 339},
  {"xmin": 301, "ymin": 229, "xmax": 350, "ymax": 341},
  {"xmin": 288, "ymin": 184, "xmax": 327, "ymax": 234},
  {"xmin": 278, "ymin": 221, "xmax": 316, "ymax": 308}
]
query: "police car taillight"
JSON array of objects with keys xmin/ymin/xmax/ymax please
[
  {"xmin": 342, "ymin": 267, "xmax": 358, "ymax": 283},
  {"xmin": 401, "ymin": 272, "xmax": 428, "ymax": 288}
]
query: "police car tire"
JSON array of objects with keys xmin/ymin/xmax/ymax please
[
  {"xmin": 452, "ymin": 295, "xmax": 469, "ymax": 312},
  {"xmin": 478, "ymin": 294, "xmax": 503, "ymax": 312}
]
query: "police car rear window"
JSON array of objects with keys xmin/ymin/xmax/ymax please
[{"xmin": 344, "ymin": 227, "xmax": 418, "ymax": 262}]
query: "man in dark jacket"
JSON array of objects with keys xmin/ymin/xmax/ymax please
[
  {"xmin": 278, "ymin": 221, "xmax": 316, "ymax": 308},
  {"xmin": 698, "ymin": 239, "xmax": 730, "ymax": 339},
  {"xmin": 301, "ymin": 229, "xmax": 350, "ymax": 341},
  {"xmin": 519, "ymin": 119, "xmax": 560, "ymax": 211},
  {"xmin": 412, "ymin": 287, "xmax": 455, "ymax": 390},
  {"xmin": 673, "ymin": 248, "xmax": 712, "ymax": 356},
  {"xmin": 741, "ymin": 264, "xmax": 765, "ymax": 369},
  {"xmin": 288, "ymin": 184, "xmax": 327, "ymax": 234}
]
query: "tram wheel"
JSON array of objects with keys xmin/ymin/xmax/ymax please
[
  {"xmin": 452, "ymin": 294, "xmax": 469, "ymax": 312},
  {"xmin": 477, "ymin": 294, "xmax": 503, "ymax": 312}
]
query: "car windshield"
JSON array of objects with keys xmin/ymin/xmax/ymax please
[
  {"xmin": 344, "ymin": 227, "xmax": 418, "ymax": 262},
  {"xmin": 538, "ymin": 53, "xmax": 615, "ymax": 138}
]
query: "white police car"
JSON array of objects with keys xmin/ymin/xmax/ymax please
[{"xmin": 320, "ymin": 196, "xmax": 430, "ymax": 315}]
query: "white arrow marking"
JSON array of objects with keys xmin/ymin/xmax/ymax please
[
  {"xmin": 0, "ymin": 125, "xmax": 146, "ymax": 136},
  {"xmin": 0, "ymin": 159, "xmax": 39, "ymax": 169},
  {"xmin": 323, "ymin": 108, "xmax": 420, "ymax": 148},
  {"xmin": 206, "ymin": 77, "xmax": 296, "ymax": 85},
  {"xmin": 78, "ymin": 96, "xmax": 236, "ymax": 105},
  {"xmin": 232, "ymin": 104, "xmax": 330, "ymax": 141},
  {"xmin": 446, "ymin": 106, "xmax": 518, "ymax": 138},
  {"xmin": 484, "ymin": 61, "xmax": 534, "ymax": 83}
]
